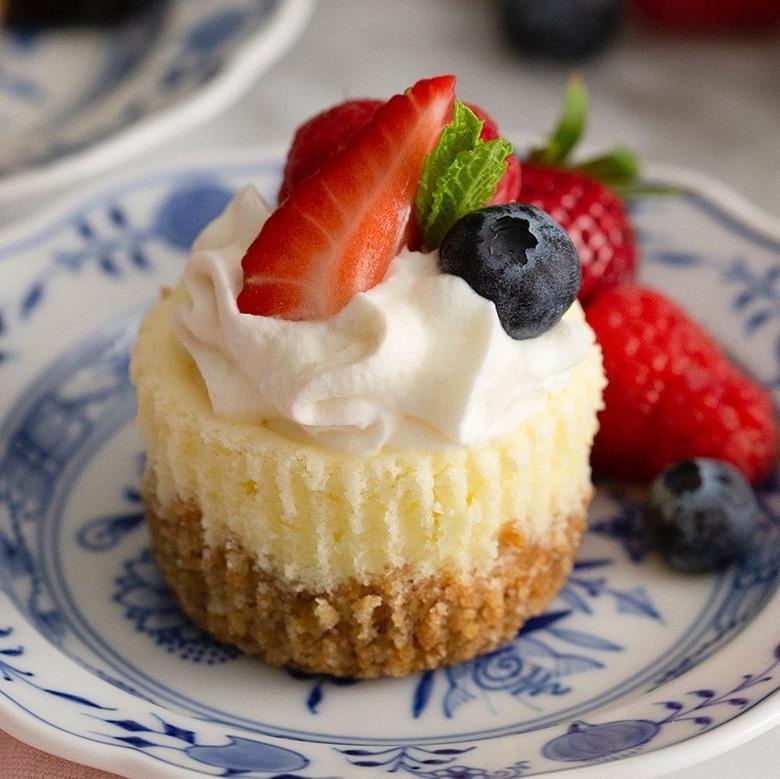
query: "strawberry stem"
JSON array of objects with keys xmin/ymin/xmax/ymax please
[
  {"xmin": 572, "ymin": 147, "xmax": 640, "ymax": 188},
  {"xmin": 528, "ymin": 76, "xmax": 587, "ymax": 166},
  {"xmin": 527, "ymin": 78, "xmax": 648, "ymax": 193}
]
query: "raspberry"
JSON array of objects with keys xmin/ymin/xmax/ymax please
[{"xmin": 586, "ymin": 285, "xmax": 778, "ymax": 485}]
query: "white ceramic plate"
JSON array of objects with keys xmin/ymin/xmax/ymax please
[
  {"xmin": 0, "ymin": 0, "xmax": 313, "ymax": 205},
  {"xmin": 0, "ymin": 150, "xmax": 778, "ymax": 778}
]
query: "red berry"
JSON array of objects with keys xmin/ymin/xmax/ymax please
[
  {"xmin": 277, "ymin": 99, "xmax": 383, "ymax": 203},
  {"xmin": 586, "ymin": 285, "xmax": 778, "ymax": 485},
  {"xmin": 467, "ymin": 103, "xmax": 501, "ymax": 140},
  {"xmin": 278, "ymin": 99, "xmax": 519, "ymax": 205},
  {"xmin": 238, "ymin": 75, "xmax": 456, "ymax": 320},
  {"xmin": 492, "ymin": 155, "xmax": 521, "ymax": 205},
  {"xmin": 635, "ymin": 0, "xmax": 780, "ymax": 32},
  {"xmin": 463, "ymin": 103, "xmax": 521, "ymax": 204},
  {"xmin": 518, "ymin": 163, "xmax": 637, "ymax": 303}
]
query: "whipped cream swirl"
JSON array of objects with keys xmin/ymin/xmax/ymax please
[{"xmin": 174, "ymin": 186, "xmax": 594, "ymax": 454}]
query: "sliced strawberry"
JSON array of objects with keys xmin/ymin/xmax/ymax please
[{"xmin": 237, "ymin": 75, "xmax": 456, "ymax": 320}]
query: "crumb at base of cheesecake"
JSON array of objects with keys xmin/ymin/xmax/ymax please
[{"xmin": 145, "ymin": 482, "xmax": 589, "ymax": 679}]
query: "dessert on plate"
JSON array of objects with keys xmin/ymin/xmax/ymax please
[{"xmin": 131, "ymin": 75, "xmax": 606, "ymax": 677}]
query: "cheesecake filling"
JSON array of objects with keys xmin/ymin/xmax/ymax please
[{"xmin": 133, "ymin": 287, "xmax": 604, "ymax": 590}]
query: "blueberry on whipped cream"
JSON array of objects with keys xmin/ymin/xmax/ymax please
[{"xmin": 438, "ymin": 203, "xmax": 581, "ymax": 340}]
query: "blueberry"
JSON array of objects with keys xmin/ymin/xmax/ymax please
[
  {"xmin": 438, "ymin": 204, "xmax": 581, "ymax": 340},
  {"xmin": 500, "ymin": 0, "xmax": 624, "ymax": 62},
  {"xmin": 644, "ymin": 459, "xmax": 760, "ymax": 573}
]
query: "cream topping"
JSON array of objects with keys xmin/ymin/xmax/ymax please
[{"xmin": 174, "ymin": 186, "xmax": 594, "ymax": 454}]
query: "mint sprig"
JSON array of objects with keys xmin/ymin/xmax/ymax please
[
  {"xmin": 416, "ymin": 101, "xmax": 482, "ymax": 225},
  {"xmin": 416, "ymin": 100, "xmax": 513, "ymax": 250},
  {"xmin": 424, "ymin": 139, "xmax": 512, "ymax": 249}
]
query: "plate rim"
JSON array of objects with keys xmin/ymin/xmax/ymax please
[
  {"xmin": 0, "ymin": 0, "xmax": 315, "ymax": 207},
  {"xmin": 0, "ymin": 147, "xmax": 778, "ymax": 779}
]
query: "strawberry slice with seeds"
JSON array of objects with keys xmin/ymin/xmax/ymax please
[{"xmin": 237, "ymin": 75, "xmax": 456, "ymax": 320}]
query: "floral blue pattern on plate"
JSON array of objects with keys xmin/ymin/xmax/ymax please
[
  {"xmin": 0, "ymin": 0, "xmax": 313, "ymax": 204},
  {"xmin": 0, "ymin": 151, "xmax": 778, "ymax": 778}
]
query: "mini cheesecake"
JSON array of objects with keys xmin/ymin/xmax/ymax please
[
  {"xmin": 132, "ymin": 285, "xmax": 603, "ymax": 677},
  {"xmin": 131, "ymin": 76, "xmax": 606, "ymax": 678}
]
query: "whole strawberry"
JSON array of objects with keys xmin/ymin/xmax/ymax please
[
  {"xmin": 518, "ymin": 79, "xmax": 639, "ymax": 304},
  {"xmin": 278, "ymin": 98, "xmax": 520, "ymax": 205},
  {"xmin": 586, "ymin": 285, "xmax": 778, "ymax": 485}
]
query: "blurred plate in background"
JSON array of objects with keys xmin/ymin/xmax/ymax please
[{"xmin": 0, "ymin": 0, "xmax": 313, "ymax": 205}]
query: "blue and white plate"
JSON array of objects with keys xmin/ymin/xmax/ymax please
[
  {"xmin": 0, "ymin": 150, "xmax": 778, "ymax": 778},
  {"xmin": 0, "ymin": 0, "xmax": 313, "ymax": 205}
]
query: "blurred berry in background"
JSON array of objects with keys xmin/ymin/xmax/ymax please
[
  {"xmin": 500, "ymin": 0, "xmax": 625, "ymax": 62},
  {"xmin": 500, "ymin": 0, "xmax": 780, "ymax": 63},
  {"xmin": 634, "ymin": 0, "xmax": 780, "ymax": 32}
]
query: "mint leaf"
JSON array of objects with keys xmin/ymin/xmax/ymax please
[
  {"xmin": 416, "ymin": 100, "xmax": 482, "ymax": 226},
  {"xmin": 415, "ymin": 99, "xmax": 514, "ymax": 250},
  {"xmin": 423, "ymin": 137, "xmax": 512, "ymax": 249}
]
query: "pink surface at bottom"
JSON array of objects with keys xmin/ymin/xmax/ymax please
[{"xmin": 0, "ymin": 728, "xmax": 123, "ymax": 779}]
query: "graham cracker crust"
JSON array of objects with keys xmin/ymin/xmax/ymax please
[{"xmin": 145, "ymin": 488, "xmax": 588, "ymax": 678}]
